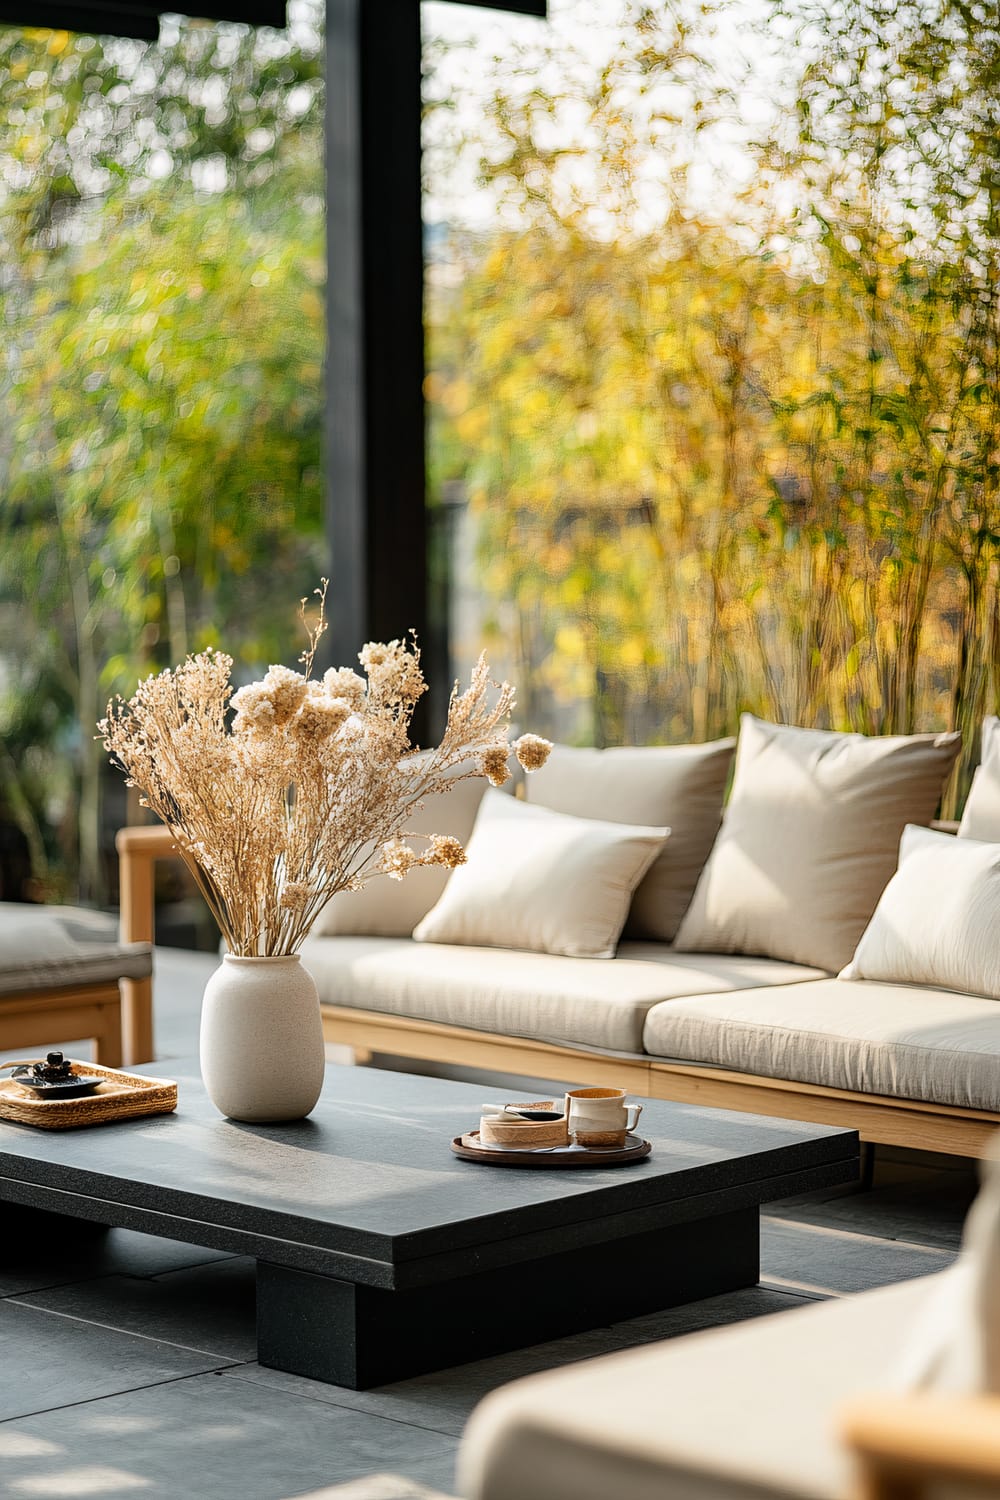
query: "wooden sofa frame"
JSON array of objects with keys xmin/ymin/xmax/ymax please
[
  {"xmin": 117, "ymin": 823, "xmax": 1000, "ymax": 1154},
  {"xmin": 842, "ymin": 1394, "xmax": 1000, "ymax": 1498},
  {"xmin": 0, "ymin": 983, "xmax": 122, "ymax": 1067}
]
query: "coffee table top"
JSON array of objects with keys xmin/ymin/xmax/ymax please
[{"xmin": 0, "ymin": 1061, "xmax": 858, "ymax": 1289}]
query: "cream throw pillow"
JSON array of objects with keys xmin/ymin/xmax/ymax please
[
  {"xmin": 673, "ymin": 715, "xmax": 962, "ymax": 972},
  {"xmin": 525, "ymin": 739, "xmax": 735, "ymax": 943},
  {"xmin": 413, "ymin": 789, "xmax": 669, "ymax": 958},
  {"xmin": 959, "ymin": 717, "xmax": 1000, "ymax": 842},
  {"xmin": 313, "ymin": 769, "xmax": 492, "ymax": 938},
  {"xmin": 841, "ymin": 824, "xmax": 1000, "ymax": 999}
]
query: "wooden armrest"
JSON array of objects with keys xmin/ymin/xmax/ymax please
[
  {"xmin": 115, "ymin": 822, "xmax": 181, "ymax": 1065},
  {"xmin": 116, "ymin": 823, "xmax": 179, "ymax": 944},
  {"xmin": 841, "ymin": 1393, "xmax": 1000, "ymax": 1494},
  {"xmin": 115, "ymin": 824, "xmax": 179, "ymax": 859}
]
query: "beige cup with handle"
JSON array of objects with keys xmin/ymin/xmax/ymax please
[{"xmin": 564, "ymin": 1086, "xmax": 643, "ymax": 1148}]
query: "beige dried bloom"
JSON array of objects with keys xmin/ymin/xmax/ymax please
[
  {"xmin": 425, "ymin": 834, "xmax": 466, "ymax": 869},
  {"xmin": 323, "ymin": 667, "xmax": 366, "ymax": 710},
  {"xmin": 481, "ymin": 747, "xmax": 510, "ymax": 788},
  {"xmin": 514, "ymin": 733, "xmax": 553, "ymax": 772},
  {"xmin": 382, "ymin": 832, "xmax": 466, "ymax": 880},
  {"xmin": 259, "ymin": 664, "xmax": 309, "ymax": 725},
  {"xmin": 290, "ymin": 696, "xmax": 351, "ymax": 745},
  {"xmin": 361, "ymin": 638, "xmax": 426, "ymax": 708},
  {"xmin": 279, "ymin": 881, "xmax": 312, "ymax": 912},
  {"xmin": 231, "ymin": 682, "xmax": 277, "ymax": 736},
  {"xmin": 101, "ymin": 584, "xmax": 545, "ymax": 957},
  {"xmin": 359, "ymin": 642, "xmax": 390, "ymax": 670},
  {"xmin": 381, "ymin": 839, "xmax": 420, "ymax": 881}
]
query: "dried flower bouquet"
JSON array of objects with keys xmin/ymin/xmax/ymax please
[{"xmin": 100, "ymin": 584, "xmax": 551, "ymax": 958}]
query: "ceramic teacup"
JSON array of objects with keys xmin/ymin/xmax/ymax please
[{"xmin": 564, "ymin": 1086, "xmax": 643, "ymax": 1148}]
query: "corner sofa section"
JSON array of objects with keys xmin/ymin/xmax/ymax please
[
  {"xmin": 458, "ymin": 1142, "xmax": 1000, "ymax": 1500},
  {"xmin": 457, "ymin": 1272, "xmax": 949, "ymax": 1500}
]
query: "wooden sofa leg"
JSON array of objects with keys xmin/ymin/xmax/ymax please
[{"xmin": 122, "ymin": 976, "xmax": 154, "ymax": 1065}]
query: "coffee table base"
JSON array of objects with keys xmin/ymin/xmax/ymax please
[{"xmin": 257, "ymin": 1204, "xmax": 759, "ymax": 1388}]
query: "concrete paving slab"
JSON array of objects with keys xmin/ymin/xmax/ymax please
[
  {"xmin": 0, "ymin": 1300, "xmax": 237, "ymax": 1421},
  {"xmin": 768, "ymin": 1162, "xmax": 977, "ymax": 1250},
  {"xmin": 224, "ymin": 1325, "xmax": 638, "ymax": 1439},
  {"xmin": 0, "ymin": 1226, "xmax": 236, "ymax": 1297},
  {"xmin": 0, "ymin": 1371, "xmax": 458, "ymax": 1500},
  {"xmin": 16, "ymin": 1258, "xmax": 257, "ymax": 1361},
  {"xmin": 609, "ymin": 1283, "xmax": 820, "ymax": 1344},
  {"xmin": 761, "ymin": 1216, "xmax": 956, "ymax": 1295}
]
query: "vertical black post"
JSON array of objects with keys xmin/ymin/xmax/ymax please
[{"xmin": 325, "ymin": 0, "xmax": 426, "ymax": 669}]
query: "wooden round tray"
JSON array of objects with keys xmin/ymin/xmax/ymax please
[{"xmin": 451, "ymin": 1131, "xmax": 651, "ymax": 1168}]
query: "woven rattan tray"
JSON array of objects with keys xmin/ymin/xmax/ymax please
[{"xmin": 0, "ymin": 1060, "xmax": 177, "ymax": 1129}]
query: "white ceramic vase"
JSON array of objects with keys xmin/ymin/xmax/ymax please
[{"xmin": 199, "ymin": 954, "xmax": 325, "ymax": 1122}]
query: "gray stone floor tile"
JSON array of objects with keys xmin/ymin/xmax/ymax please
[
  {"xmin": 779, "ymin": 1187, "xmax": 972, "ymax": 1251},
  {"xmin": 769, "ymin": 1160, "xmax": 978, "ymax": 1250},
  {"xmin": 228, "ymin": 1290, "xmax": 816, "ymax": 1446},
  {"xmin": 283, "ymin": 1476, "xmax": 455, "ymax": 1500},
  {"xmin": 0, "ymin": 1226, "xmax": 237, "ymax": 1297},
  {"xmin": 760, "ymin": 1216, "xmax": 956, "ymax": 1295},
  {"xmin": 0, "ymin": 1372, "xmax": 458, "ymax": 1500},
  {"xmin": 609, "ymin": 1283, "xmax": 820, "ymax": 1344},
  {"xmin": 0, "ymin": 1300, "xmax": 237, "ymax": 1421},
  {"xmin": 16, "ymin": 1257, "xmax": 257, "ymax": 1361},
  {"xmin": 225, "ymin": 1325, "xmax": 639, "ymax": 1439}
]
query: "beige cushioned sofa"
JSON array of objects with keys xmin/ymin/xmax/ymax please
[
  {"xmin": 459, "ymin": 1273, "xmax": 939, "ymax": 1500},
  {"xmin": 304, "ymin": 720, "xmax": 1000, "ymax": 1157},
  {"xmin": 120, "ymin": 717, "xmax": 1000, "ymax": 1154},
  {"xmin": 458, "ymin": 1266, "xmax": 1000, "ymax": 1500}
]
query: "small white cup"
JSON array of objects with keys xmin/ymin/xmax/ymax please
[{"xmin": 564, "ymin": 1086, "xmax": 643, "ymax": 1147}]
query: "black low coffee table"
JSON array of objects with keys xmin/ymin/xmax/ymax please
[{"xmin": 0, "ymin": 1061, "xmax": 858, "ymax": 1387}]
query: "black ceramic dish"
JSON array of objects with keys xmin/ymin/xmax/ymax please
[{"xmin": 4, "ymin": 1052, "xmax": 104, "ymax": 1100}]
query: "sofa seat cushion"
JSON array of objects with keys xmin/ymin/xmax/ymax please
[
  {"xmin": 643, "ymin": 978, "xmax": 1000, "ymax": 1111},
  {"xmin": 0, "ymin": 903, "xmax": 152, "ymax": 997},
  {"xmin": 302, "ymin": 937, "xmax": 826, "ymax": 1054},
  {"xmin": 459, "ymin": 1272, "xmax": 944, "ymax": 1500}
]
